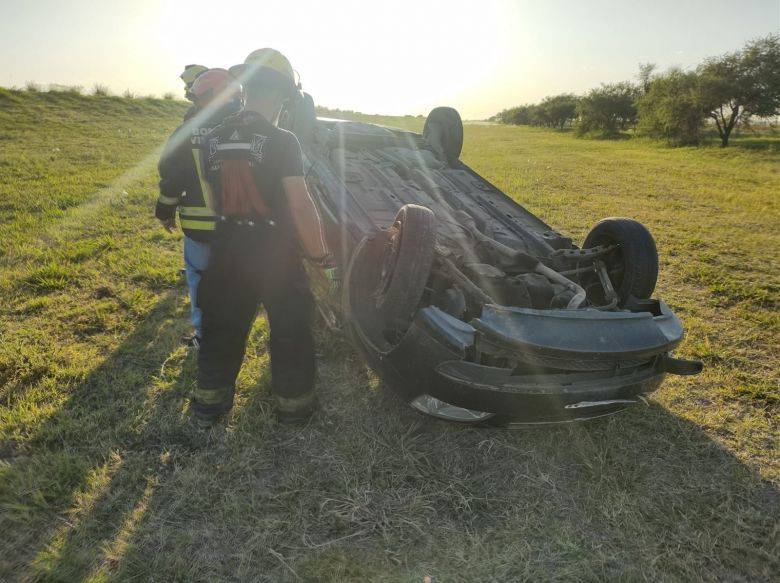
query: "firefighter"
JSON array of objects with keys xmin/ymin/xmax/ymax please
[
  {"xmin": 180, "ymin": 64, "xmax": 208, "ymax": 96},
  {"xmin": 180, "ymin": 64, "xmax": 208, "ymax": 120},
  {"xmin": 155, "ymin": 69, "xmax": 243, "ymax": 346},
  {"xmin": 192, "ymin": 48, "xmax": 331, "ymax": 426}
]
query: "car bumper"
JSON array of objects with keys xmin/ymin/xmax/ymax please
[{"xmin": 349, "ymin": 303, "xmax": 695, "ymax": 424}]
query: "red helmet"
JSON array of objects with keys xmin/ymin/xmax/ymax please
[{"xmin": 189, "ymin": 68, "xmax": 242, "ymax": 108}]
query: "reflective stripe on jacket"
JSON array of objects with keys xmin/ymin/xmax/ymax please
[{"xmin": 156, "ymin": 105, "xmax": 238, "ymax": 242}]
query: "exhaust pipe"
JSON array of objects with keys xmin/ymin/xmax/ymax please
[{"xmin": 660, "ymin": 355, "xmax": 704, "ymax": 376}]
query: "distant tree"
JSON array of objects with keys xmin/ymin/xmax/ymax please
[
  {"xmin": 576, "ymin": 82, "xmax": 640, "ymax": 135},
  {"xmin": 522, "ymin": 105, "xmax": 538, "ymax": 125},
  {"xmin": 539, "ymin": 93, "xmax": 580, "ymax": 129},
  {"xmin": 638, "ymin": 63, "xmax": 657, "ymax": 93},
  {"xmin": 515, "ymin": 105, "xmax": 536, "ymax": 125},
  {"xmin": 495, "ymin": 107, "xmax": 514, "ymax": 124},
  {"xmin": 528, "ymin": 103, "xmax": 549, "ymax": 127},
  {"xmin": 637, "ymin": 68, "xmax": 706, "ymax": 145},
  {"xmin": 495, "ymin": 104, "xmax": 535, "ymax": 125},
  {"xmin": 698, "ymin": 34, "xmax": 780, "ymax": 146}
]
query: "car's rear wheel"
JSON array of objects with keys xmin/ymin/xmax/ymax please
[
  {"xmin": 424, "ymin": 106, "xmax": 463, "ymax": 166},
  {"xmin": 374, "ymin": 204, "xmax": 437, "ymax": 334},
  {"xmin": 583, "ymin": 218, "xmax": 658, "ymax": 306}
]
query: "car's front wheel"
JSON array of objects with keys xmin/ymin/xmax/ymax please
[{"xmin": 583, "ymin": 217, "xmax": 659, "ymax": 306}]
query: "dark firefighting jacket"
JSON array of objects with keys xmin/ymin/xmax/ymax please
[
  {"xmin": 155, "ymin": 104, "xmax": 239, "ymax": 242},
  {"xmin": 202, "ymin": 111, "xmax": 303, "ymax": 233}
]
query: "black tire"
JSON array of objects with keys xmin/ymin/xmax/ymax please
[
  {"xmin": 423, "ymin": 106, "xmax": 463, "ymax": 166},
  {"xmin": 583, "ymin": 218, "xmax": 658, "ymax": 305},
  {"xmin": 375, "ymin": 204, "xmax": 436, "ymax": 332}
]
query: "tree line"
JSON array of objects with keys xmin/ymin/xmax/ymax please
[{"xmin": 491, "ymin": 34, "xmax": 780, "ymax": 146}]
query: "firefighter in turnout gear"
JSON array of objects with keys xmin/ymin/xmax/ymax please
[
  {"xmin": 181, "ymin": 64, "xmax": 209, "ymax": 92},
  {"xmin": 180, "ymin": 64, "xmax": 209, "ymax": 121},
  {"xmin": 193, "ymin": 48, "xmax": 331, "ymax": 426},
  {"xmin": 156, "ymin": 68, "xmax": 243, "ymax": 345}
]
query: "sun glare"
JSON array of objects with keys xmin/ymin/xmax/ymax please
[
  {"xmin": 153, "ymin": 0, "xmax": 516, "ymax": 118},
  {"xmin": 2, "ymin": 1, "xmax": 778, "ymax": 119}
]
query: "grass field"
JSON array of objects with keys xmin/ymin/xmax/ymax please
[{"xmin": 0, "ymin": 88, "xmax": 777, "ymax": 582}]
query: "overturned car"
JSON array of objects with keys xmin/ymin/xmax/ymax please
[{"xmin": 281, "ymin": 96, "xmax": 702, "ymax": 425}]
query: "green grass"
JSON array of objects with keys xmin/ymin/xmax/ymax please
[{"xmin": 0, "ymin": 89, "xmax": 777, "ymax": 581}]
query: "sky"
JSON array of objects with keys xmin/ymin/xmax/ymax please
[{"xmin": 1, "ymin": 0, "xmax": 778, "ymax": 119}]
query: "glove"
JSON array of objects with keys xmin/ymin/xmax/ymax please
[
  {"xmin": 323, "ymin": 265, "xmax": 341, "ymax": 296},
  {"xmin": 324, "ymin": 265, "xmax": 340, "ymax": 283}
]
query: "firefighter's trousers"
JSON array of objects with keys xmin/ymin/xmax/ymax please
[{"xmin": 194, "ymin": 221, "xmax": 315, "ymax": 416}]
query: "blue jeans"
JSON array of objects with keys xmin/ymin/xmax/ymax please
[{"xmin": 184, "ymin": 237, "xmax": 211, "ymax": 336}]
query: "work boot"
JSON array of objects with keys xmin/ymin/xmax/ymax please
[
  {"xmin": 189, "ymin": 386, "xmax": 234, "ymax": 428},
  {"xmin": 188, "ymin": 409, "xmax": 221, "ymax": 430},
  {"xmin": 275, "ymin": 391, "xmax": 318, "ymax": 424},
  {"xmin": 182, "ymin": 332, "xmax": 201, "ymax": 348}
]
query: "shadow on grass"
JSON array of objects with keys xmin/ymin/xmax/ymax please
[
  {"xmin": 8, "ymin": 315, "xmax": 778, "ymax": 580},
  {"xmin": 576, "ymin": 130, "xmax": 633, "ymax": 140},
  {"xmin": 730, "ymin": 137, "xmax": 780, "ymax": 152},
  {"xmin": 1, "ymin": 289, "xmax": 198, "ymax": 581},
  {"xmin": 697, "ymin": 132, "xmax": 780, "ymax": 152}
]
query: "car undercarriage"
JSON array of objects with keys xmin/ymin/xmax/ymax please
[{"xmin": 280, "ymin": 96, "xmax": 702, "ymax": 425}]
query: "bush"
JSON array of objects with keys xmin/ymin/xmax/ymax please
[
  {"xmin": 637, "ymin": 69, "xmax": 706, "ymax": 145},
  {"xmin": 576, "ymin": 82, "xmax": 639, "ymax": 136},
  {"xmin": 92, "ymin": 84, "xmax": 109, "ymax": 96},
  {"xmin": 25, "ymin": 81, "xmax": 41, "ymax": 93},
  {"xmin": 122, "ymin": 89, "xmax": 135, "ymax": 99},
  {"xmin": 162, "ymin": 92, "xmax": 175, "ymax": 100}
]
